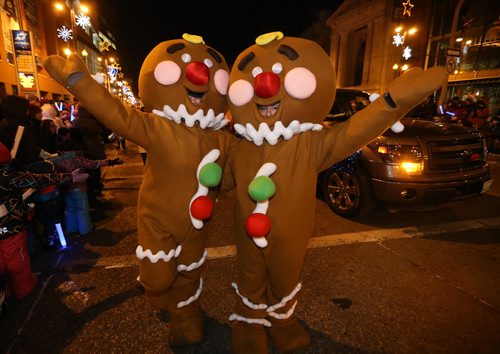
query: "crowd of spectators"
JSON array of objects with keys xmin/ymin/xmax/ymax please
[
  {"xmin": 409, "ymin": 94, "xmax": 499, "ymax": 152},
  {"xmin": 0, "ymin": 94, "xmax": 123, "ymax": 308}
]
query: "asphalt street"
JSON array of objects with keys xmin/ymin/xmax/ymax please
[{"xmin": 1, "ymin": 143, "xmax": 499, "ymax": 354}]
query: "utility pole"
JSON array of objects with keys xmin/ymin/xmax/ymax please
[{"xmin": 438, "ymin": 0, "xmax": 464, "ymax": 108}]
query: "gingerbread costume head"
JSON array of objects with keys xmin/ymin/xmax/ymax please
[
  {"xmin": 139, "ymin": 33, "xmax": 230, "ymax": 128},
  {"xmin": 228, "ymin": 32, "xmax": 336, "ymax": 131}
]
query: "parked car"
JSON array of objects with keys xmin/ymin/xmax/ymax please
[{"xmin": 318, "ymin": 89, "xmax": 493, "ymax": 218}]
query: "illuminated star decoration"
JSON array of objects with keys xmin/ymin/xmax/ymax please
[
  {"xmin": 402, "ymin": 46, "xmax": 412, "ymax": 60},
  {"xmin": 402, "ymin": 0, "xmax": 414, "ymax": 17},
  {"xmin": 57, "ymin": 25, "xmax": 73, "ymax": 42},
  {"xmin": 99, "ymin": 40, "xmax": 111, "ymax": 52},
  {"xmin": 75, "ymin": 13, "xmax": 91, "ymax": 29},
  {"xmin": 392, "ymin": 33, "xmax": 404, "ymax": 46}
]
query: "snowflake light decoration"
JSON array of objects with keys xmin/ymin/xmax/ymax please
[
  {"xmin": 75, "ymin": 13, "xmax": 91, "ymax": 29},
  {"xmin": 57, "ymin": 25, "xmax": 73, "ymax": 42},
  {"xmin": 392, "ymin": 33, "xmax": 404, "ymax": 46},
  {"xmin": 402, "ymin": 46, "xmax": 412, "ymax": 60}
]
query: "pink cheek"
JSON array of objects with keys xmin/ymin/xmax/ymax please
[
  {"xmin": 284, "ymin": 67, "xmax": 317, "ymax": 99},
  {"xmin": 228, "ymin": 80, "xmax": 254, "ymax": 107},
  {"xmin": 214, "ymin": 69, "xmax": 229, "ymax": 95},
  {"xmin": 153, "ymin": 60, "xmax": 181, "ymax": 86}
]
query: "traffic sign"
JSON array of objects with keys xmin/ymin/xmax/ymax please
[
  {"xmin": 446, "ymin": 58, "xmax": 457, "ymax": 73},
  {"xmin": 446, "ymin": 48, "xmax": 461, "ymax": 57}
]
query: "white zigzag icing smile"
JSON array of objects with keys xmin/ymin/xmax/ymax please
[
  {"xmin": 233, "ymin": 120, "xmax": 323, "ymax": 146},
  {"xmin": 152, "ymin": 104, "xmax": 228, "ymax": 130}
]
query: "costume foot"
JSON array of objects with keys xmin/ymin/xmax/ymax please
[
  {"xmin": 232, "ymin": 321, "xmax": 269, "ymax": 354},
  {"xmin": 168, "ymin": 303, "xmax": 204, "ymax": 347},
  {"xmin": 267, "ymin": 316, "xmax": 310, "ymax": 353}
]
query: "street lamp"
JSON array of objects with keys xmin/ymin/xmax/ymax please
[
  {"xmin": 81, "ymin": 49, "xmax": 88, "ymax": 64},
  {"xmin": 97, "ymin": 56, "xmax": 117, "ymax": 93}
]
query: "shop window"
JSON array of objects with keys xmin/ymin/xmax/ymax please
[{"xmin": 0, "ymin": 82, "xmax": 6, "ymax": 98}]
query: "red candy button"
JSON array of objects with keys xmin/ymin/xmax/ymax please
[
  {"xmin": 191, "ymin": 196, "xmax": 214, "ymax": 220},
  {"xmin": 245, "ymin": 213, "xmax": 271, "ymax": 238}
]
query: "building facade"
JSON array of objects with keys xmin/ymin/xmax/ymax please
[
  {"xmin": 0, "ymin": 0, "xmax": 119, "ymax": 101},
  {"xmin": 327, "ymin": 0, "xmax": 499, "ymax": 115}
]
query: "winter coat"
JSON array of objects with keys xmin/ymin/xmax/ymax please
[
  {"xmin": 0, "ymin": 96, "xmax": 42, "ymax": 169},
  {"xmin": 0, "ymin": 166, "xmax": 73, "ymax": 240},
  {"xmin": 73, "ymin": 106, "xmax": 107, "ymax": 160}
]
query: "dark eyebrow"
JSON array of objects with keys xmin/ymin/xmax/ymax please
[
  {"xmin": 167, "ymin": 43, "xmax": 186, "ymax": 54},
  {"xmin": 206, "ymin": 48, "xmax": 222, "ymax": 63},
  {"xmin": 278, "ymin": 44, "xmax": 299, "ymax": 60},
  {"xmin": 237, "ymin": 52, "xmax": 255, "ymax": 71}
]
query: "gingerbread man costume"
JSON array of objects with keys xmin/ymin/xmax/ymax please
[
  {"xmin": 224, "ymin": 32, "xmax": 447, "ymax": 353},
  {"xmin": 43, "ymin": 34, "xmax": 235, "ymax": 346}
]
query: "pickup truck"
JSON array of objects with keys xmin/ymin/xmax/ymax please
[{"xmin": 318, "ymin": 89, "xmax": 492, "ymax": 218}]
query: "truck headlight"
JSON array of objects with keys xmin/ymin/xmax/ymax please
[{"xmin": 372, "ymin": 143, "xmax": 423, "ymax": 175}]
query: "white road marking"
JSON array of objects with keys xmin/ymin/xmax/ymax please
[{"xmin": 70, "ymin": 216, "xmax": 500, "ymax": 270}]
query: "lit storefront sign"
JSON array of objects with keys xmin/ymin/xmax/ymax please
[{"xmin": 11, "ymin": 29, "xmax": 40, "ymax": 97}]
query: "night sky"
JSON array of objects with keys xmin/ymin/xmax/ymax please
[{"xmin": 113, "ymin": 0, "xmax": 343, "ymax": 93}]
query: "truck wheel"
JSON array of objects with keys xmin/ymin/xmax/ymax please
[{"xmin": 321, "ymin": 167, "xmax": 376, "ymax": 218}]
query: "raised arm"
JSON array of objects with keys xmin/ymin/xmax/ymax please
[
  {"xmin": 43, "ymin": 54, "xmax": 154, "ymax": 149},
  {"xmin": 317, "ymin": 67, "xmax": 447, "ymax": 171}
]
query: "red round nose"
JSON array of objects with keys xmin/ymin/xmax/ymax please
[
  {"xmin": 254, "ymin": 72, "xmax": 280, "ymax": 98},
  {"xmin": 186, "ymin": 62, "xmax": 209, "ymax": 86}
]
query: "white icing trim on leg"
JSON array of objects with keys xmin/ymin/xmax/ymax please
[
  {"xmin": 177, "ymin": 278, "xmax": 203, "ymax": 308},
  {"xmin": 268, "ymin": 300, "xmax": 297, "ymax": 320},
  {"xmin": 177, "ymin": 249, "xmax": 208, "ymax": 271},
  {"xmin": 189, "ymin": 149, "xmax": 220, "ymax": 229},
  {"xmin": 228, "ymin": 313, "xmax": 271, "ymax": 327},
  {"xmin": 232, "ymin": 282, "xmax": 268, "ymax": 310},
  {"xmin": 135, "ymin": 245, "xmax": 182, "ymax": 263},
  {"xmin": 266, "ymin": 282, "xmax": 302, "ymax": 313}
]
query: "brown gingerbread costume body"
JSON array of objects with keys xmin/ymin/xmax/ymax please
[
  {"xmin": 43, "ymin": 34, "xmax": 235, "ymax": 346},
  {"xmin": 224, "ymin": 32, "xmax": 447, "ymax": 353}
]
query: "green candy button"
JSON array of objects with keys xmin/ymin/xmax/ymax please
[
  {"xmin": 199, "ymin": 163, "xmax": 222, "ymax": 187},
  {"xmin": 248, "ymin": 176, "xmax": 276, "ymax": 202}
]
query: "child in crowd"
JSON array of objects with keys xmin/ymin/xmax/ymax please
[{"xmin": 53, "ymin": 128, "xmax": 123, "ymax": 236}]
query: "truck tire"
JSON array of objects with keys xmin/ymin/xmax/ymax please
[{"xmin": 321, "ymin": 167, "xmax": 376, "ymax": 218}]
